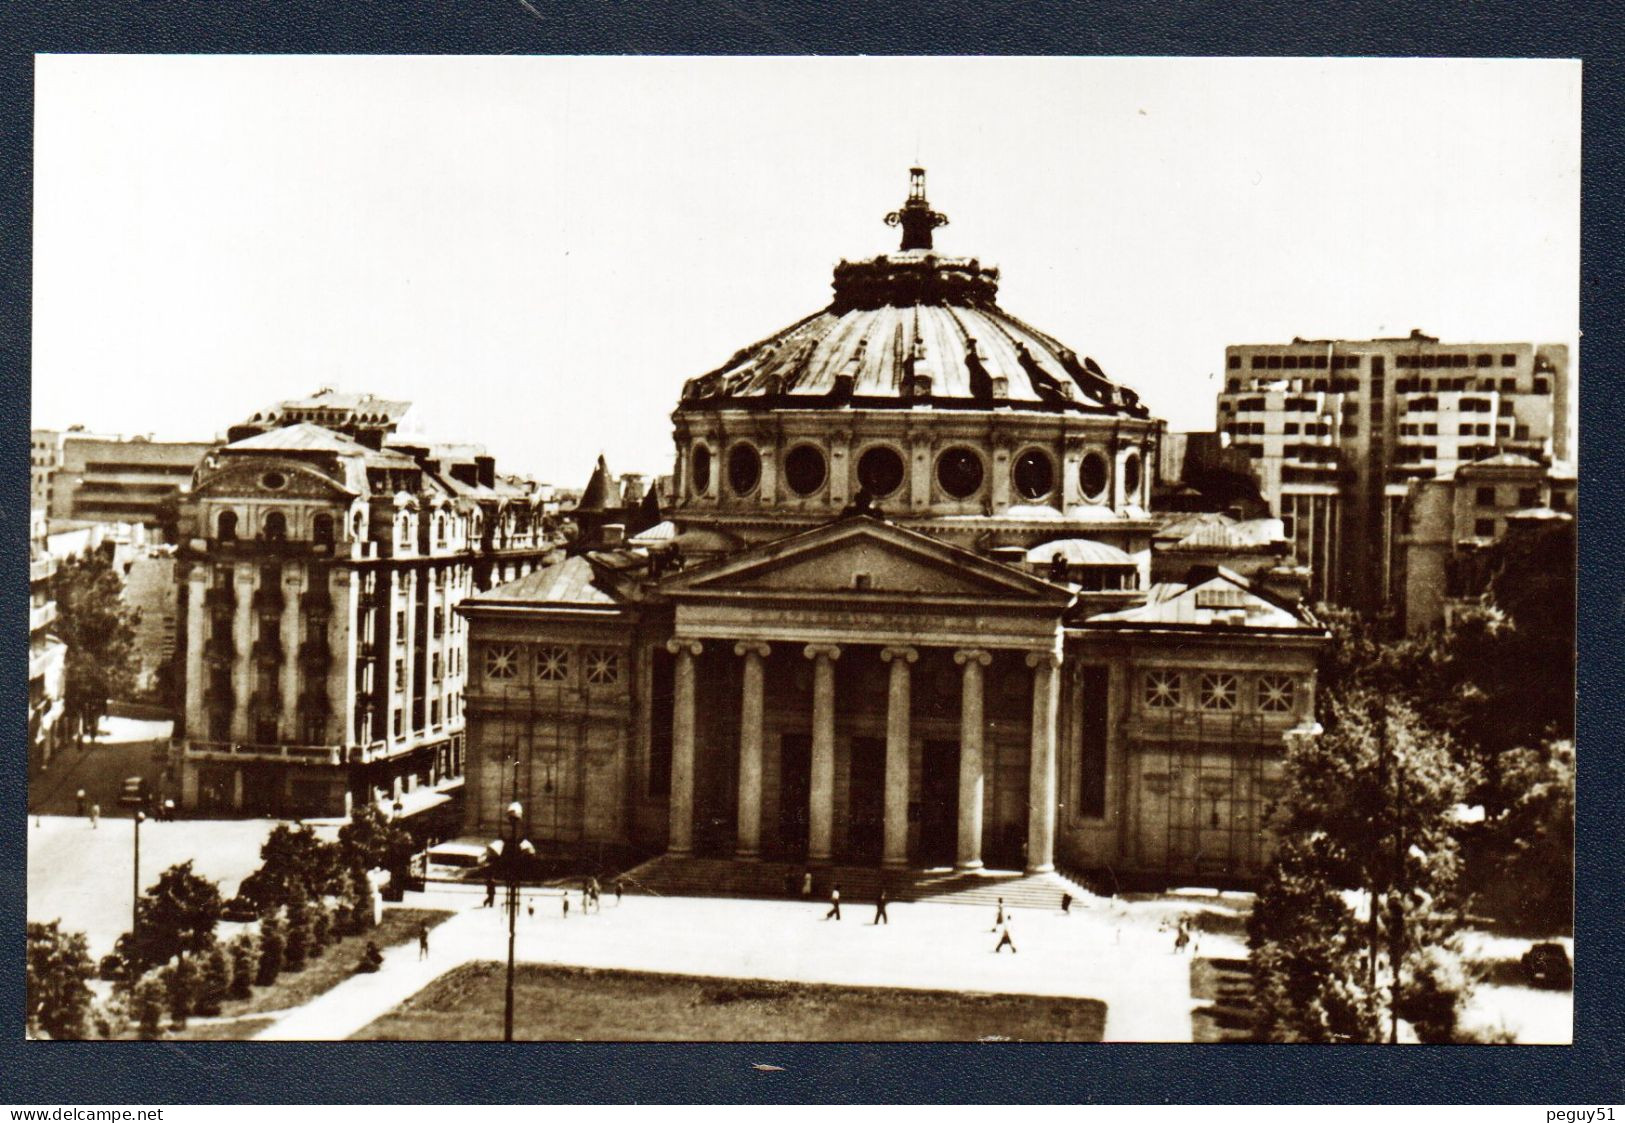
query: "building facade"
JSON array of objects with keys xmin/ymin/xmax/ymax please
[
  {"xmin": 1216, "ymin": 331, "xmax": 1571, "ymax": 609},
  {"xmin": 175, "ymin": 405, "xmax": 554, "ymax": 819},
  {"xmin": 461, "ymin": 171, "xmax": 1326, "ymax": 884},
  {"xmin": 43, "ymin": 432, "xmax": 215, "ymax": 533},
  {"xmin": 29, "ymin": 510, "xmax": 67, "ymax": 767},
  {"xmin": 1397, "ymin": 453, "xmax": 1576, "ymax": 633}
]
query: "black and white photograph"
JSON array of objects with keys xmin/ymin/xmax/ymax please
[{"xmin": 22, "ymin": 51, "xmax": 1582, "ymax": 1058}]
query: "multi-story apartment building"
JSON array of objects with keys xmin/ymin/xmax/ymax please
[
  {"xmin": 29, "ymin": 510, "xmax": 67, "ymax": 766},
  {"xmin": 1397, "ymin": 454, "xmax": 1576, "ymax": 633},
  {"xmin": 1216, "ymin": 330, "xmax": 1571, "ymax": 609},
  {"xmin": 175, "ymin": 401, "xmax": 554, "ymax": 819},
  {"xmin": 39, "ymin": 431, "xmax": 215, "ymax": 534}
]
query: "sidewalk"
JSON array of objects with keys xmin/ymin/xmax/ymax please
[{"xmin": 258, "ymin": 890, "xmax": 1205, "ymax": 1041}]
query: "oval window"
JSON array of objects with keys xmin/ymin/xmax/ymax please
[
  {"xmin": 1123, "ymin": 451, "xmax": 1142, "ymax": 500},
  {"xmin": 935, "ymin": 446, "xmax": 984, "ymax": 499},
  {"xmin": 1079, "ymin": 452, "xmax": 1108, "ymax": 501},
  {"xmin": 856, "ymin": 445, "xmax": 906, "ymax": 498},
  {"xmin": 728, "ymin": 443, "xmax": 761, "ymax": 496},
  {"xmin": 691, "ymin": 445, "xmax": 712, "ymax": 495},
  {"xmin": 261, "ymin": 471, "xmax": 287, "ymax": 491},
  {"xmin": 783, "ymin": 444, "xmax": 828, "ymax": 497},
  {"xmin": 1012, "ymin": 448, "xmax": 1055, "ymax": 500}
]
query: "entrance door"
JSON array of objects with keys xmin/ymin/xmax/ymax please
[
  {"xmin": 846, "ymin": 736, "xmax": 884, "ymax": 863},
  {"xmin": 778, "ymin": 733, "xmax": 811, "ymax": 859},
  {"xmin": 918, "ymin": 739, "xmax": 960, "ymax": 868}
]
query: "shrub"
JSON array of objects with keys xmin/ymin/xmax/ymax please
[
  {"xmin": 163, "ymin": 957, "xmax": 197, "ymax": 1029},
  {"xmin": 309, "ymin": 901, "xmax": 331, "ymax": 958},
  {"xmin": 255, "ymin": 918, "xmax": 285, "ymax": 986},
  {"xmin": 346, "ymin": 866, "xmax": 377, "ymax": 934},
  {"xmin": 356, "ymin": 941, "xmax": 383, "ymax": 974},
  {"xmin": 195, "ymin": 944, "xmax": 230, "ymax": 1017},
  {"xmin": 283, "ymin": 884, "xmax": 311, "ymax": 972},
  {"xmin": 228, "ymin": 935, "xmax": 257, "ymax": 999},
  {"xmin": 1398, "ymin": 944, "xmax": 1472, "ymax": 1044},
  {"xmin": 25, "ymin": 920, "xmax": 97, "ymax": 1039},
  {"xmin": 132, "ymin": 975, "xmax": 165, "ymax": 1039}
]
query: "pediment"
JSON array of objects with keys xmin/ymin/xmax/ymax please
[
  {"xmin": 661, "ymin": 518, "xmax": 1071, "ymax": 604},
  {"xmin": 193, "ymin": 460, "xmax": 354, "ymax": 502}
]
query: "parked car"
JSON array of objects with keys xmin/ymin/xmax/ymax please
[
  {"xmin": 420, "ymin": 840, "xmax": 490, "ymax": 881},
  {"xmin": 117, "ymin": 776, "xmax": 150, "ymax": 809},
  {"xmin": 1521, "ymin": 942, "xmax": 1572, "ymax": 989}
]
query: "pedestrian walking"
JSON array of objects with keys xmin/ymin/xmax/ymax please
[
  {"xmin": 990, "ymin": 896, "xmax": 1007, "ymax": 932},
  {"xmin": 418, "ymin": 922, "xmax": 430, "ymax": 960},
  {"xmin": 162, "ymin": 798, "xmax": 176, "ymax": 823},
  {"xmin": 75, "ymin": 789, "xmax": 86, "ymax": 817},
  {"xmin": 562, "ymin": 893, "xmax": 570, "ymax": 919},
  {"xmin": 614, "ymin": 878, "xmax": 624, "ymax": 905},
  {"xmin": 89, "ymin": 803, "xmax": 99, "ymax": 830},
  {"xmin": 824, "ymin": 884, "xmax": 842, "ymax": 921},
  {"xmin": 995, "ymin": 915, "xmax": 1017, "ymax": 954},
  {"xmin": 873, "ymin": 888, "xmax": 889, "ymax": 925},
  {"xmin": 483, "ymin": 876, "xmax": 497, "ymax": 909},
  {"xmin": 526, "ymin": 898, "xmax": 535, "ymax": 920},
  {"xmin": 1060, "ymin": 892, "xmax": 1072, "ymax": 916},
  {"xmin": 800, "ymin": 870, "xmax": 813, "ymax": 899},
  {"xmin": 1173, "ymin": 920, "xmax": 1190, "ymax": 955}
]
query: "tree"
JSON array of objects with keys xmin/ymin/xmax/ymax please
[
  {"xmin": 128, "ymin": 861, "xmax": 223, "ymax": 973},
  {"xmin": 255, "ymin": 918, "xmax": 285, "ymax": 986},
  {"xmin": 195, "ymin": 943, "xmax": 231, "ymax": 1017},
  {"xmin": 162, "ymin": 957, "xmax": 196, "ymax": 1029},
  {"xmin": 338, "ymin": 803, "xmax": 415, "ymax": 879},
  {"xmin": 238, "ymin": 823, "xmax": 344, "ymax": 914},
  {"xmin": 131, "ymin": 975, "xmax": 165, "ymax": 1039},
  {"xmin": 1470, "ymin": 738, "xmax": 1575, "ymax": 933},
  {"xmin": 283, "ymin": 882, "xmax": 312, "ymax": 972},
  {"xmin": 309, "ymin": 900, "xmax": 332, "ymax": 959},
  {"xmin": 51, "ymin": 549, "xmax": 141, "ymax": 742},
  {"xmin": 228, "ymin": 935, "xmax": 257, "ymax": 1000},
  {"xmin": 1250, "ymin": 690, "xmax": 1479, "ymax": 1042},
  {"xmin": 26, "ymin": 921, "xmax": 96, "ymax": 1039}
]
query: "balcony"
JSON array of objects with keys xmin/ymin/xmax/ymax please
[
  {"xmin": 252, "ymin": 587, "xmax": 285, "ymax": 612},
  {"xmin": 211, "ymin": 537, "xmax": 337, "ymax": 559},
  {"xmin": 251, "ymin": 637, "xmax": 284, "ymax": 664},
  {"xmin": 184, "ymin": 739, "xmax": 343, "ymax": 766},
  {"xmin": 30, "ymin": 555, "xmax": 57, "ymax": 584},
  {"xmin": 29, "ymin": 601, "xmax": 57, "ymax": 633}
]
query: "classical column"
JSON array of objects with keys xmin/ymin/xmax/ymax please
[
  {"xmin": 879, "ymin": 646, "xmax": 917, "ymax": 868},
  {"xmin": 1025, "ymin": 650, "xmax": 1062, "ymax": 874},
  {"xmin": 184, "ymin": 569, "xmax": 206, "ymax": 747},
  {"xmin": 734, "ymin": 641, "xmax": 771, "ymax": 860},
  {"xmin": 954, "ymin": 648, "xmax": 992, "ymax": 871},
  {"xmin": 803, "ymin": 643, "xmax": 841, "ymax": 863},
  {"xmin": 666, "ymin": 638, "xmax": 703, "ymax": 856}
]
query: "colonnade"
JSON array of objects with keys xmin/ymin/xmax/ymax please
[{"xmin": 664, "ymin": 637, "xmax": 1060, "ymax": 874}]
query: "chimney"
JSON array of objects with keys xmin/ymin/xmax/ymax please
[
  {"xmin": 476, "ymin": 456, "xmax": 495, "ymax": 489},
  {"xmin": 601, "ymin": 523, "xmax": 625, "ymax": 547}
]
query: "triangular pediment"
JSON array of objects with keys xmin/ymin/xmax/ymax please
[
  {"xmin": 660, "ymin": 517, "xmax": 1072, "ymax": 604},
  {"xmin": 192, "ymin": 460, "xmax": 355, "ymax": 502}
]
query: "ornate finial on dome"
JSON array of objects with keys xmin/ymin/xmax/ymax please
[{"xmin": 884, "ymin": 167, "xmax": 949, "ymax": 251}]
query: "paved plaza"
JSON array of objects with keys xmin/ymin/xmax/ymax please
[{"xmin": 260, "ymin": 886, "xmax": 1238, "ymax": 1042}]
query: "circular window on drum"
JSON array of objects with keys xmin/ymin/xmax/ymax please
[
  {"xmin": 690, "ymin": 444, "xmax": 712, "ymax": 496},
  {"xmin": 783, "ymin": 444, "xmax": 828, "ymax": 497},
  {"xmin": 935, "ymin": 446, "xmax": 985, "ymax": 499},
  {"xmin": 727, "ymin": 443, "xmax": 761, "ymax": 496},
  {"xmin": 1123, "ymin": 451, "xmax": 1143, "ymax": 501},
  {"xmin": 1012, "ymin": 448, "xmax": 1056, "ymax": 500},
  {"xmin": 856, "ymin": 445, "xmax": 906, "ymax": 498},
  {"xmin": 1079, "ymin": 451, "xmax": 1109, "ymax": 501}
]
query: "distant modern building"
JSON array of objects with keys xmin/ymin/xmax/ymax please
[
  {"xmin": 1397, "ymin": 454, "xmax": 1576, "ymax": 633},
  {"xmin": 40, "ymin": 431, "xmax": 215, "ymax": 535},
  {"xmin": 1216, "ymin": 330, "xmax": 1571, "ymax": 609},
  {"xmin": 225, "ymin": 387, "xmax": 421, "ymax": 449},
  {"xmin": 29, "ymin": 510, "xmax": 66, "ymax": 766},
  {"xmin": 175, "ymin": 398, "xmax": 555, "ymax": 818},
  {"xmin": 123, "ymin": 549, "xmax": 179, "ymax": 699}
]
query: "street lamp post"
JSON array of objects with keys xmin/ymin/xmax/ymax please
[
  {"xmin": 132, "ymin": 810, "xmax": 145, "ymax": 941},
  {"xmin": 492, "ymin": 799, "xmax": 533, "ymax": 1041}
]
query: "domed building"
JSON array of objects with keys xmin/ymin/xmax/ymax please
[{"xmin": 462, "ymin": 171, "xmax": 1325, "ymax": 887}]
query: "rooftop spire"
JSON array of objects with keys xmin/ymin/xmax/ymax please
[{"xmin": 884, "ymin": 166, "xmax": 949, "ymax": 252}]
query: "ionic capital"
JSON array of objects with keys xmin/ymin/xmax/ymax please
[
  {"xmin": 953, "ymin": 648, "xmax": 993, "ymax": 667},
  {"xmin": 734, "ymin": 641, "xmax": 772, "ymax": 659},
  {"xmin": 666, "ymin": 638, "xmax": 704, "ymax": 658},
  {"xmin": 803, "ymin": 643, "xmax": 842, "ymax": 662},
  {"xmin": 880, "ymin": 645, "xmax": 919, "ymax": 664},
  {"xmin": 1025, "ymin": 650, "xmax": 1062, "ymax": 670}
]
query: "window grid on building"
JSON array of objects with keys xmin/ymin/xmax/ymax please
[
  {"xmin": 535, "ymin": 645, "xmax": 571, "ymax": 682},
  {"xmin": 1257, "ymin": 675, "xmax": 1295, "ymax": 713},
  {"xmin": 1144, "ymin": 670, "xmax": 1181, "ymax": 709},
  {"xmin": 584, "ymin": 649, "xmax": 622, "ymax": 685},
  {"xmin": 485, "ymin": 644, "xmax": 519, "ymax": 681},
  {"xmin": 1199, "ymin": 673, "xmax": 1238, "ymax": 711}
]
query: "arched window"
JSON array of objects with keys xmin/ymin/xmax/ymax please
[
  {"xmin": 312, "ymin": 514, "xmax": 334, "ymax": 545},
  {"xmin": 263, "ymin": 511, "xmax": 287, "ymax": 541},
  {"xmin": 217, "ymin": 510, "xmax": 238, "ymax": 542}
]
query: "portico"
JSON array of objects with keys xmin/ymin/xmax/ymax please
[{"xmin": 658, "ymin": 516, "xmax": 1072, "ymax": 873}]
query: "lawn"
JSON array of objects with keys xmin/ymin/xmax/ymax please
[
  {"xmin": 354, "ymin": 961, "xmax": 1107, "ymax": 1041},
  {"xmin": 162, "ymin": 907, "xmax": 454, "ymax": 1040}
]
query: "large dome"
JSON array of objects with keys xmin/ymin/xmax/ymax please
[{"xmin": 680, "ymin": 171, "xmax": 1148, "ymax": 419}]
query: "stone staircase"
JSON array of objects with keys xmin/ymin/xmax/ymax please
[{"xmin": 618, "ymin": 854, "xmax": 1097, "ymax": 911}]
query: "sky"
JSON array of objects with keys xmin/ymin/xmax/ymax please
[{"xmin": 32, "ymin": 55, "xmax": 1580, "ymax": 486}]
